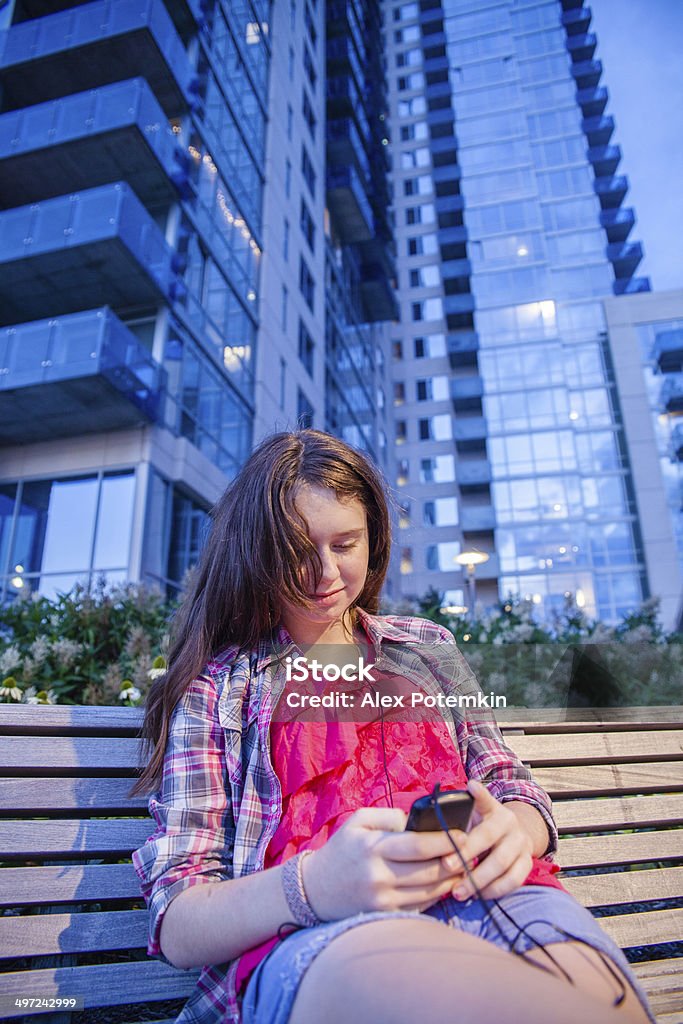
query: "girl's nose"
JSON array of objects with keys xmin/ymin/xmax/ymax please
[{"xmin": 318, "ymin": 548, "xmax": 341, "ymax": 584}]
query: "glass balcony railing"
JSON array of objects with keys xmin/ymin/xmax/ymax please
[
  {"xmin": 456, "ymin": 458, "xmax": 491, "ymax": 488},
  {"xmin": 447, "ymin": 332, "xmax": 479, "ymax": 370},
  {"xmin": 613, "ymin": 276, "xmax": 650, "ymax": 296},
  {"xmin": 444, "ymin": 293, "xmax": 476, "ymax": 317},
  {"xmin": 358, "ymin": 263, "xmax": 398, "ymax": 323},
  {"xmin": 453, "ymin": 417, "xmax": 487, "ymax": 444},
  {"xmin": 576, "ymin": 84, "xmax": 608, "ymax": 118},
  {"xmin": 326, "ymin": 165, "xmax": 374, "ymax": 245},
  {"xmin": 567, "ymin": 32, "xmax": 597, "ymax": 63},
  {"xmin": 571, "ymin": 59, "xmax": 603, "ymax": 90},
  {"xmin": 582, "ymin": 114, "xmax": 615, "ymax": 147},
  {"xmin": 0, "ymin": 307, "xmax": 165, "ymax": 443},
  {"xmin": 0, "ymin": 78, "xmax": 190, "ymax": 207},
  {"xmin": 653, "ymin": 328, "xmax": 683, "ymax": 374},
  {"xmin": 600, "ymin": 207, "xmax": 634, "ymax": 243},
  {"xmin": 588, "ymin": 144, "xmax": 621, "ymax": 178},
  {"xmin": 562, "ymin": 7, "xmax": 591, "ymax": 34},
  {"xmin": 671, "ymin": 422, "xmax": 683, "ymax": 461},
  {"xmin": 606, "ymin": 240, "xmax": 643, "ymax": 278},
  {"xmin": 0, "ymin": 0, "xmax": 194, "ymax": 117},
  {"xmin": 594, "ymin": 174, "xmax": 628, "ymax": 209},
  {"xmin": 14, "ymin": 0, "xmax": 205, "ymax": 39},
  {"xmin": 661, "ymin": 375, "xmax": 683, "ymax": 414},
  {"xmin": 451, "ymin": 376, "xmax": 484, "ymax": 413},
  {"xmin": 459, "ymin": 506, "xmax": 496, "ymax": 533},
  {"xmin": 0, "ymin": 182, "xmax": 176, "ymax": 325}
]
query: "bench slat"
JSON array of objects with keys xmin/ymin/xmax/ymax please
[
  {"xmin": 497, "ymin": 706, "xmax": 683, "ymax": 730},
  {"xmin": 0, "ymin": 777, "xmax": 148, "ymax": 812},
  {"xmin": 0, "ymin": 910, "xmax": 148, "ymax": 958},
  {"xmin": 563, "ymin": 867, "xmax": 683, "ymax": 906},
  {"xmin": 633, "ymin": 957, "xmax": 683, "ymax": 1016},
  {"xmin": 558, "ymin": 830, "xmax": 683, "ymax": 870},
  {"xmin": 0, "ymin": 961, "xmax": 199, "ymax": 1017},
  {"xmin": 0, "ymin": 705, "xmax": 143, "ymax": 734},
  {"xmin": 0, "ymin": 820, "xmax": 153, "ymax": 857},
  {"xmin": 554, "ymin": 794, "xmax": 683, "ymax": 832},
  {"xmin": 534, "ymin": 762, "xmax": 683, "ymax": 797},
  {"xmin": 0, "ymin": 736, "xmax": 142, "ymax": 772},
  {"xmin": 0, "ymin": 864, "xmax": 140, "ymax": 906},
  {"xmin": 507, "ymin": 731, "xmax": 683, "ymax": 765},
  {"xmin": 598, "ymin": 908, "xmax": 683, "ymax": 948}
]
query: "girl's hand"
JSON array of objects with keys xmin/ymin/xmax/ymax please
[
  {"xmin": 302, "ymin": 806, "xmax": 467, "ymax": 920},
  {"xmin": 442, "ymin": 780, "xmax": 534, "ymax": 901}
]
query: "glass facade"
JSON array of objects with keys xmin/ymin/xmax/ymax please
[
  {"xmin": 388, "ymin": 0, "xmax": 649, "ymax": 621},
  {"xmin": 0, "ymin": 0, "xmax": 271, "ymax": 594}
]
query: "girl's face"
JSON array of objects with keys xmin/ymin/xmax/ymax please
[{"xmin": 279, "ymin": 483, "xmax": 370, "ymax": 645}]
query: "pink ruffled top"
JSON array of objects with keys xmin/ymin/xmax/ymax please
[{"xmin": 234, "ymin": 706, "xmax": 563, "ymax": 993}]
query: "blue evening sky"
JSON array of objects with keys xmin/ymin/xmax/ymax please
[{"xmin": 590, "ymin": 0, "xmax": 683, "ymax": 290}]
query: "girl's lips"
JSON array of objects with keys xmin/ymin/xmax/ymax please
[{"xmin": 311, "ymin": 587, "xmax": 344, "ymax": 601}]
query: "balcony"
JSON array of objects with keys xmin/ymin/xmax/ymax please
[
  {"xmin": 326, "ymin": 165, "xmax": 374, "ymax": 244},
  {"xmin": 327, "ymin": 117, "xmax": 371, "ymax": 179},
  {"xmin": 671, "ymin": 422, "xmax": 683, "ymax": 461},
  {"xmin": 0, "ymin": 307, "xmax": 165, "ymax": 443},
  {"xmin": 606, "ymin": 240, "xmax": 643, "ymax": 278},
  {"xmin": 456, "ymin": 458, "xmax": 491, "ymax": 489},
  {"xmin": 13, "ymin": 0, "xmax": 207, "ymax": 41},
  {"xmin": 567, "ymin": 32, "xmax": 597, "ymax": 63},
  {"xmin": 444, "ymin": 294, "xmax": 476, "ymax": 318},
  {"xmin": 653, "ymin": 329, "xmax": 683, "ymax": 374},
  {"xmin": 0, "ymin": 0, "xmax": 194, "ymax": 117},
  {"xmin": 661, "ymin": 376, "xmax": 683, "ymax": 414},
  {"xmin": 587, "ymin": 143, "xmax": 621, "ymax": 178},
  {"xmin": 453, "ymin": 416, "xmax": 487, "ymax": 453},
  {"xmin": 613, "ymin": 276, "xmax": 650, "ymax": 296},
  {"xmin": 447, "ymin": 332, "xmax": 478, "ymax": 369},
  {"xmin": 594, "ymin": 174, "xmax": 628, "ymax": 209},
  {"xmin": 582, "ymin": 114, "xmax": 614, "ymax": 147},
  {"xmin": 0, "ymin": 182, "xmax": 175, "ymax": 326},
  {"xmin": 562, "ymin": 7, "xmax": 591, "ymax": 34},
  {"xmin": 600, "ymin": 207, "xmax": 634, "ymax": 243},
  {"xmin": 441, "ymin": 258, "xmax": 472, "ymax": 282},
  {"xmin": 451, "ymin": 376, "xmax": 483, "ymax": 413},
  {"xmin": 571, "ymin": 59, "xmax": 603, "ymax": 90},
  {"xmin": 459, "ymin": 505, "xmax": 496, "ymax": 533},
  {"xmin": 576, "ymin": 84, "xmax": 608, "ymax": 118},
  {"xmin": 359, "ymin": 262, "xmax": 398, "ymax": 323},
  {"xmin": 0, "ymin": 78, "xmax": 190, "ymax": 209}
]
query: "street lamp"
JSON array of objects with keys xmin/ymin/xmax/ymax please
[{"xmin": 454, "ymin": 549, "xmax": 490, "ymax": 610}]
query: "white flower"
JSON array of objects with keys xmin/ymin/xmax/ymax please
[
  {"xmin": 119, "ymin": 686, "xmax": 142, "ymax": 702},
  {"xmin": 0, "ymin": 645, "xmax": 21, "ymax": 675},
  {"xmin": 147, "ymin": 667, "xmax": 167, "ymax": 680}
]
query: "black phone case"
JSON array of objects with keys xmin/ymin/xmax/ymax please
[{"xmin": 405, "ymin": 790, "xmax": 473, "ymax": 832}]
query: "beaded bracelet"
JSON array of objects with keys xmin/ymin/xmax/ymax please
[{"xmin": 281, "ymin": 850, "xmax": 322, "ymax": 927}]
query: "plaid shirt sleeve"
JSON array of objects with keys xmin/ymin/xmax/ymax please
[
  {"xmin": 131, "ymin": 672, "xmax": 235, "ymax": 956},
  {"xmin": 434, "ymin": 624, "xmax": 558, "ymax": 857}
]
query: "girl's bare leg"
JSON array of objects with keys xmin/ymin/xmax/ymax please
[{"xmin": 288, "ymin": 919, "xmax": 649, "ymax": 1024}]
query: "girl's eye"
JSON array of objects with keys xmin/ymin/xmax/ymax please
[{"xmin": 334, "ymin": 543, "xmax": 355, "ymax": 551}]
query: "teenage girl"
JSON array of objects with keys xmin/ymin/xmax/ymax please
[{"xmin": 132, "ymin": 429, "xmax": 653, "ymax": 1024}]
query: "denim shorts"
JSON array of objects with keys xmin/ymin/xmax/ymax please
[{"xmin": 241, "ymin": 886, "xmax": 655, "ymax": 1024}]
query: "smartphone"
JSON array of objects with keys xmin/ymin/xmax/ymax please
[{"xmin": 405, "ymin": 790, "xmax": 474, "ymax": 833}]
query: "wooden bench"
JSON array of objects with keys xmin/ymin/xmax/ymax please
[{"xmin": 0, "ymin": 704, "xmax": 681, "ymax": 1023}]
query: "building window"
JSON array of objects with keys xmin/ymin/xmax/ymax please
[
  {"xmin": 300, "ymin": 197, "xmax": 316, "ymax": 251},
  {"xmin": 416, "ymin": 375, "xmax": 449, "ymax": 401},
  {"xmin": 423, "ymin": 497, "xmax": 458, "ymax": 527},
  {"xmin": 299, "ymin": 255, "xmax": 315, "ymax": 311},
  {"xmin": 288, "ymin": 46, "xmax": 295, "ymax": 80},
  {"xmin": 394, "ymin": 381, "xmax": 406, "ymax": 405},
  {"xmin": 404, "ymin": 174, "xmax": 432, "ymax": 197},
  {"xmin": 301, "ymin": 144, "xmax": 316, "ymax": 196},
  {"xmin": 398, "ymin": 502, "xmax": 411, "ymax": 528},
  {"xmin": 420, "ymin": 455, "xmax": 455, "ymax": 483},
  {"xmin": 393, "ymin": 339, "xmax": 404, "ymax": 360},
  {"xmin": 285, "ymin": 158, "xmax": 292, "ymax": 198},
  {"xmin": 400, "ymin": 547, "xmax": 414, "ymax": 574},
  {"xmin": 396, "ymin": 419, "xmax": 407, "ymax": 445},
  {"xmin": 394, "ymin": 2, "xmax": 419, "ymax": 22},
  {"xmin": 302, "ymin": 89, "xmax": 316, "ymax": 137},
  {"xmin": 281, "ymin": 284, "xmax": 289, "ymax": 331},
  {"xmin": 304, "ymin": 2, "xmax": 317, "ymax": 47},
  {"xmin": 303, "ymin": 44, "xmax": 317, "ymax": 91},
  {"xmin": 279, "ymin": 356, "xmax": 286, "ymax": 408},
  {"xmin": 425, "ymin": 542, "xmax": 461, "ymax": 572},
  {"xmin": 290, "ymin": 0, "xmax": 296, "ymax": 31},
  {"xmin": 298, "ymin": 318, "xmax": 315, "ymax": 375},
  {"xmin": 397, "ymin": 458, "xmax": 409, "ymax": 485},
  {"xmin": 287, "ymin": 103, "xmax": 293, "ymax": 140},
  {"xmin": 297, "ymin": 388, "xmax": 314, "ymax": 428},
  {"xmin": 283, "ymin": 217, "xmax": 290, "ymax": 261},
  {"xmin": 414, "ymin": 334, "xmax": 446, "ymax": 358}
]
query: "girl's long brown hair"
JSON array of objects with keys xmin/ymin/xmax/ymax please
[{"xmin": 132, "ymin": 429, "xmax": 392, "ymax": 795}]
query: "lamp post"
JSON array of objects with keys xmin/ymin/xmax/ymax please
[{"xmin": 454, "ymin": 549, "xmax": 490, "ymax": 611}]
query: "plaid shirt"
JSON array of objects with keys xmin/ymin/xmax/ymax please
[{"xmin": 132, "ymin": 612, "xmax": 558, "ymax": 1024}]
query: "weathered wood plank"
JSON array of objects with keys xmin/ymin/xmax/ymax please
[
  {"xmin": 497, "ymin": 706, "xmax": 683, "ymax": 730},
  {"xmin": 0, "ymin": 819, "xmax": 153, "ymax": 857},
  {"xmin": 0, "ymin": 910, "xmax": 148, "ymax": 958},
  {"xmin": 597, "ymin": 908, "xmax": 683, "ymax": 948},
  {"xmin": 0, "ymin": 736, "xmax": 143, "ymax": 772},
  {"xmin": 534, "ymin": 762, "xmax": 683, "ymax": 797},
  {"xmin": 558, "ymin": 830, "xmax": 683, "ymax": 870},
  {"xmin": 563, "ymin": 868, "xmax": 683, "ymax": 906},
  {"xmin": 0, "ymin": 961, "xmax": 199, "ymax": 1016},
  {"xmin": 0, "ymin": 864, "xmax": 140, "ymax": 906},
  {"xmin": 507, "ymin": 731, "xmax": 683, "ymax": 765},
  {"xmin": 0, "ymin": 705, "xmax": 143, "ymax": 734},
  {"xmin": 0, "ymin": 777, "xmax": 147, "ymax": 812},
  {"xmin": 554, "ymin": 794, "xmax": 683, "ymax": 833}
]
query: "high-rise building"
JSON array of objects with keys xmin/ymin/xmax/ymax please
[
  {"xmin": 0, "ymin": 0, "xmax": 397, "ymax": 602},
  {"xmin": 385, "ymin": 0, "xmax": 657, "ymax": 624}
]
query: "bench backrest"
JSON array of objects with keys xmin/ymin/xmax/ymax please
[{"xmin": 0, "ymin": 704, "xmax": 681, "ymax": 1023}]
